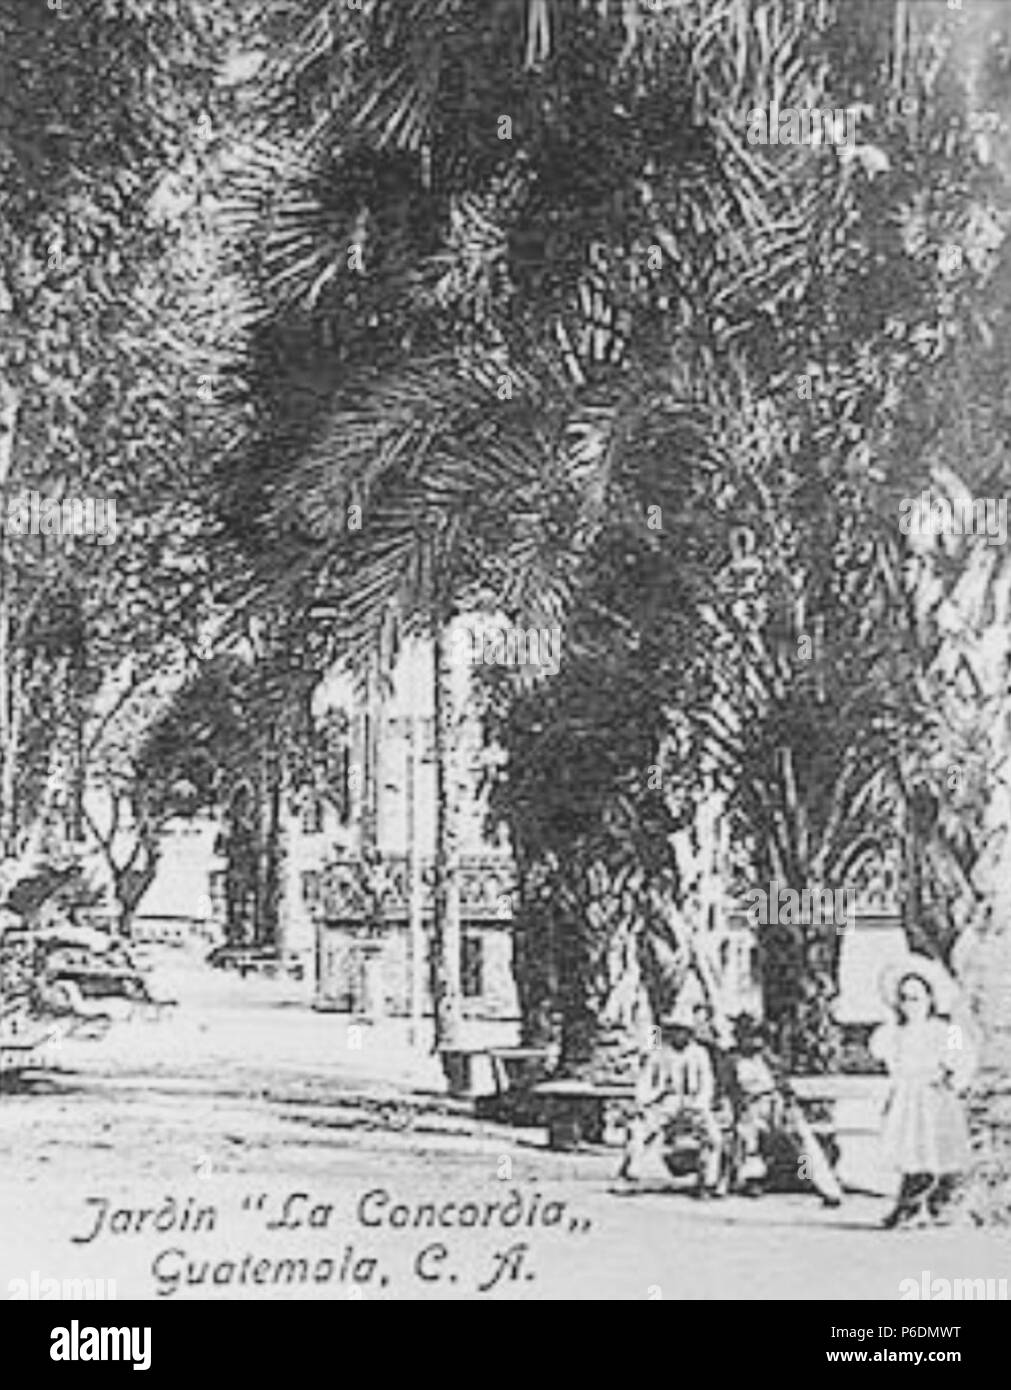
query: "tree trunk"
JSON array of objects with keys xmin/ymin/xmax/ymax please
[
  {"xmin": 69, "ymin": 668, "xmax": 85, "ymax": 842},
  {"xmin": 2, "ymin": 646, "xmax": 23, "ymax": 854},
  {"xmin": 114, "ymin": 834, "xmax": 161, "ymax": 937},
  {"xmin": 431, "ymin": 620, "xmax": 462, "ymax": 1051},
  {"xmin": 259, "ymin": 743, "xmax": 284, "ymax": 950},
  {"xmin": 557, "ymin": 920, "xmax": 610, "ymax": 1074},
  {"xmin": 360, "ymin": 655, "xmax": 380, "ymax": 854},
  {"xmin": 50, "ymin": 654, "xmax": 76, "ymax": 848},
  {"xmin": 512, "ymin": 857, "xmax": 559, "ymax": 1048},
  {"xmin": 224, "ymin": 784, "xmax": 257, "ymax": 947},
  {"xmin": 556, "ymin": 859, "xmax": 645, "ymax": 1083},
  {"xmin": 0, "ymin": 384, "xmax": 20, "ymax": 857}
]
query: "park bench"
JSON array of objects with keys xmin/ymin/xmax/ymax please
[
  {"xmin": 531, "ymin": 1078, "xmax": 636, "ymax": 1149},
  {"xmin": 479, "ymin": 1046, "xmax": 554, "ymax": 1123},
  {"xmin": 784, "ymin": 1074, "xmax": 888, "ymax": 1181},
  {"xmin": 0, "ymin": 1034, "xmax": 45, "ymax": 1083},
  {"xmin": 40, "ymin": 971, "xmax": 176, "ymax": 1025},
  {"xmin": 207, "ymin": 946, "xmax": 305, "ymax": 981},
  {"xmin": 531, "ymin": 1073, "xmax": 882, "ymax": 1176},
  {"xmin": 0, "ymin": 1006, "xmax": 114, "ymax": 1086},
  {"xmin": 440, "ymin": 1045, "xmax": 554, "ymax": 1123},
  {"xmin": 487, "ymin": 1046, "xmax": 554, "ymax": 1096},
  {"xmin": 786, "ymin": 1075, "xmax": 884, "ymax": 1136},
  {"xmin": 439, "ymin": 1046, "xmax": 496, "ymax": 1098},
  {"xmin": 0, "ymin": 1013, "xmax": 58, "ymax": 1084}
]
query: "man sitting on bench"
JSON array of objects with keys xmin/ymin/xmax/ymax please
[
  {"xmin": 728, "ymin": 1013, "xmax": 843, "ymax": 1207},
  {"xmin": 618, "ymin": 1004, "xmax": 723, "ymax": 1197}
]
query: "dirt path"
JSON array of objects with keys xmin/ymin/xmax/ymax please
[{"xmin": 1, "ymin": 956, "xmax": 1007, "ymax": 1301}]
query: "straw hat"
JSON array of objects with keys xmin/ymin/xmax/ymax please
[
  {"xmin": 658, "ymin": 1000, "xmax": 697, "ymax": 1032},
  {"xmin": 879, "ymin": 954, "xmax": 958, "ymax": 1016},
  {"xmin": 730, "ymin": 1011, "xmax": 767, "ymax": 1044}
]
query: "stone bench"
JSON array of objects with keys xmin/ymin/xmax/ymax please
[
  {"xmin": 0, "ymin": 1023, "xmax": 54, "ymax": 1080},
  {"xmin": 787, "ymin": 1075, "xmax": 887, "ymax": 1133},
  {"xmin": 531, "ymin": 1074, "xmax": 888, "ymax": 1159},
  {"xmin": 215, "ymin": 950, "xmax": 304, "ymax": 981},
  {"xmin": 532, "ymin": 1079, "xmax": 636, "ymax": 1149},
  {"xmin": 786, "ymin": 1074, "xmax": 891, "ymax": 1193},
  {"xmin": 441, "ymin": 1046, "xmax": 554, "ymax": 1124}
]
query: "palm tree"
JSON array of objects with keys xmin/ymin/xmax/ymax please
[
  {"xmin": 215, "ymin": 0, "xmax": 860, "ymax": 1059},
  {"xmin": 229, "ymin": 352, "xmax": 677, "ymax": 1051},
  {"xmin": 215, "ymin": 0, "xmax": 1011, "ymax": 1110}
]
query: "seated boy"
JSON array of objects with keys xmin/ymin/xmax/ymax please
[
  {"xmin": 729, "ymin": 1013, "xmax": 843, "ymax": 1206},
  {"xmin": 729, "ymin": 1014, "xmax": 782, "ymax": 1194}
]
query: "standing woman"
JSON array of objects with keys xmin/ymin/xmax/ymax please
[{"xmin": 871, "ymin": 959, "xmax": 975, "ymax": 1228}]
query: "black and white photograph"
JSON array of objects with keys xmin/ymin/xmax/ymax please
[{"xmin": 0, "ymin": 0, "xmax": 1010, "ymax": 1342}]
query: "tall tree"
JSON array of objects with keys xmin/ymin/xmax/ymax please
[
  {"xmin": 214, "ymin": 0, "xmax": 854, "ymax": 1053},
  {"xmin": 0, "ymin": 0, "xmax": 235, "ymax": 861}
]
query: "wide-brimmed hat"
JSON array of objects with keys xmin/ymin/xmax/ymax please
[
  {"xmin": 879, "ymin": 955, "xmax": 957, "ymax": 1016},
  {"xmin": 729, "ymin": 1013, "xmax": 767, "ymax": 1049},
  {"xmin": 658, "ymin": 1001, "xmax": 697, "ymax": 1033}
]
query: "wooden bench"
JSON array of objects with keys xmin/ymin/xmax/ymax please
[
  {"xmin": 216, "ymin": 949, "xmax": 303, "ymax": 982},
  {"xmin": 532, "ymin": 1079, "xmax": 636, "ymax": 1149},
  {"xmin": 439, "ymin": 1047, "xmax": 496, "ymax": 1098},
  {"xmin": 130, "ymin": 992, "xmax": 179, "ymax": 1022},
  {"xmin": 487, "ymin": 1047, "xmax": 554, "ymax": 1094},
  {"xmin": 440, "ymin": 1045, "xmax": 554, "ymax": 1122},
  {"xmin": 0, "ymin": 1022, "xmax": 55, "ymax": 1082},
  {"xmin": 40, "ymin": 976, "xmax": 121, "ymax": 1023},
  {"xmin": 531, "ymin": 1074, "xmax": 881, "ymax": 1161},
  {"xmin": 786, "ymin": 1075, "xmax": 885, "ymax": 1138},
  {"xmin": 480, "ymin": 1048, "xmax": 555, "ymax": 1124}
]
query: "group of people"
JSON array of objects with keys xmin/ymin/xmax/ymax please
[
  {"xmin": 618, "ymin": 955, "xmax": 975, "ymax": 1228},
  {"xmin": 618, "ymin": 1001, "xmax": 842, "ymax": 1205}
]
